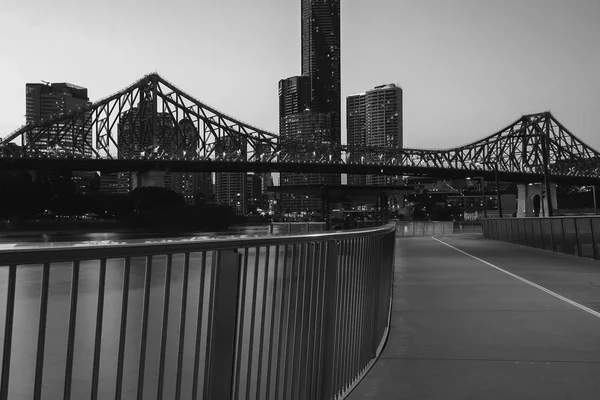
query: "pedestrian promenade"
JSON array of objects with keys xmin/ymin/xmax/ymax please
[{"xmin": 347, "ymin": 234, "xmax": 600, "ymax": 399}]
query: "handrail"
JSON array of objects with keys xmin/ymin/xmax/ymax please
[
  {"xmin": 482, "ymin": 216, "xmax": 600, "ymax": 260},
  {"xmin": 0, "ymin": 224, "xmax": 396, "ymax": 400},
  {"xmin": 0, "ymin": 224, "xmax": 395, "ymax": 265}
]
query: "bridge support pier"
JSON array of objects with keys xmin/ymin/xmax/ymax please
[{"xmin": 517, "ymin": 183, "xmax": 557, "ymax": 217}]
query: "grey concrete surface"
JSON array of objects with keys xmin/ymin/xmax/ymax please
[{"xmin": 347, "ymin": 235, "xmax": 600, "ymax": 399}]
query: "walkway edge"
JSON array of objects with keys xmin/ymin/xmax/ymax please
[
  {"xmin": 432, "ymin": 237, "xmax": 600, "ymax": 319},
  {"xmin": 341, "ymin": 270, "xmax": 395, "ymax": 399}
]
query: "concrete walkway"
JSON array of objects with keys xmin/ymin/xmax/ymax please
[{"xmin": 347, "ymin": 234, "xmax": 600, "ymax": 400}]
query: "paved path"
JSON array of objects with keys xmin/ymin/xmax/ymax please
[{"xmin": 347, "ymin": 234, "xmax": 600, "ymax": 400}]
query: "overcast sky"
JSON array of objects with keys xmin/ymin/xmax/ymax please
[{"xmin": 1, "ymin": 0, "xmax": 599, "ymax": 150}]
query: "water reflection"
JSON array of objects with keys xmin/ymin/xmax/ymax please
[{"xmin": 0, "ymin": 238, "xmax": 323, "ymax": 399}]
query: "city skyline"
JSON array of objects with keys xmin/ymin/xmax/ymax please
[{"xmin": 1, "ymin": 0, "xmax": 599, "ymax": 151}]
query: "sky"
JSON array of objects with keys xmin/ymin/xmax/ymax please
[{"xmin": 1, "ymin": 0, "xmax": 599, "ymax": 151}]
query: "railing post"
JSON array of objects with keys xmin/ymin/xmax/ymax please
[
  {"xmin": 0, "ymin": 265, "xmax": 17, "ymax": 400},
  {"xmin": 318, "ymin": 240, "xmax": 340, "ymax": 400},
  {"xmin": 205, "ymin": 249, "xmax": 242, "ymax": 400},
  {"xmin": 590, "ymin": 217, "xmax": 599, "ymax": 260},
  {"xmin": 574, "ymin": 218, "xmax": 583, "ymax": 257}
]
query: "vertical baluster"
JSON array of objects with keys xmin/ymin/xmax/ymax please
[
  {"xmin": 174, "ymin": 253, "xmax": 190, "ymax": 400},
  {"xmin": 244, "ymin": 247, "xmax": 262, "ymax": 399},
  {"xmin": 256, "ymin": 247, "xmax": 271, "ymax": 399},
  {"xmin": 292, "ymin": 243, "xmax": 310, "ymax": 400},
  {"xmin": 318, "ymin": 240, "xmax": 340, "ymax": 400},
  {"xmin": 346, "ymin": 238, "xmax": 362, "ymax": 389},
  {"xmin": 283, "ymin": 244, "xmax": 300, "ymax": 399},
  {"xmin": 273, "ymin": 245, "xmax": 290, "ymax": 400},
  {"xmin": 191, "ymin": 252, "xmax": 208, "ymax": 400},
  {"xmin": 136, "ymin": 255, "xmax": 153, "ymax": 400},
  {"xmin": 335, "ymin": 240, "xmax": 349, "ymax": 395},
  {"xmin": 298, "ymin": 242, "xmax": 316, "ymax": 400},
  {"xmin": 357, "ymin": 237, "xmax": 368, "ymax": 372},
  {"xmin": 91, "ymin": 259, "xmax": 107, "ymax": 400},
  {"xmin": 0, "ymin": 265, "xmax": 17, "ymax": 400},
  {"xmin": 202, "ymin": 252, "xmax": 219, "ymax": 399},
  {"xmin": 233, "ymin": 249, "xmax": 249, "ymax": 399},
  {"xmin": 311, "ymin": 242, "xmax": 327, "ymax": 400},
  {"xmin": 156, "ymin": 254, "xmax": 173, "ymax": 400},
  {"xmin": 33, "ymin": 262, "xmax": 51, "ymax": 400},
  {"xmin": 204, "ymin": 250, "xmax": 243, "ymax": 400},
  {"xmin": 63, "ymin": 261, "xmax": 80, "ymax": 400},
  {"xmin": 264, "ymin": 245, "xmax": 280, "ymax": 400},
  {"xmin": 362, "ymin": 237, "xmax": 376, "ymax": 364},
  {"xmin": 115, "ymin": 257, "xmax": 131, "ymax": 400},
  {"xmin": 590, "ymin": 217, "xmax": 599, "ymax": 260},
  {"xmin": 302, "ymin": 242, "xmax": 317, "ymax": 399}
]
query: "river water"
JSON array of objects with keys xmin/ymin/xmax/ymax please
[{"xmin": 0, "ymin": 227, "xmax": 313, "ymax": 399}]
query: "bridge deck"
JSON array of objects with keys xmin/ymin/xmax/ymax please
[{"xmin": 348, "ymin": 234, "xmax": 600, "ymax": 399}]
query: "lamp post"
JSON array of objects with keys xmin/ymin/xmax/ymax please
[
  {"xmin": 592, "ymin": 185, "xmax": 597, "ymax": 215},
  {"xmin": 480, "ymin": 177, "xmax": 487, "ymax": 219},
  {"xmin": 493, "ymin": 162, "xmax": 503, "ymax": 218}
]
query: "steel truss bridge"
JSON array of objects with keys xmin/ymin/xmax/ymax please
[{"xmin": 1, "ymin": 73, "xmax": 599, "ymax": 185}]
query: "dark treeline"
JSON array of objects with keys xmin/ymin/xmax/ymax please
[{"xmin": 0, "ymin": 170, "xmax": 234, "ymax": 231}]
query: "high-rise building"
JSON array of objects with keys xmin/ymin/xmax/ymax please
[
  {"xmin": 99, "ymin": 172, "xmax": 120, "ymax": 194},
  {"xmin": 276, "ymin": 0, "xmax": 341, "ymax": 214},
  {"xmin": 347, "ymin": 84, "xmax": 403, "ymax": 186},
  {"xmin": 346, "ymin": 93, "xmax": 367, "ymax": 185},
  {"xmin": 280, "ymin": 111, "xmax": 334, "ymax": 213},
  {"xmin": 25, "ymin": 82, "xmax": 92, "ymax": 157},
  {"xmin": 214, "ymin": 136, "xmax": 247, "ymax": 215},
  {"xmin": 246, "ymin": 174, "xmax": 263, "ymax": 212},
  {"xmin": 301, "ymin": 0, "xmax": 341, "ymax": 145},
  {"xmin": 279, "ymin": 76, "xmax": 311, "ymax": 134}
]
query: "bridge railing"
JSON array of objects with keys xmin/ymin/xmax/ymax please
[
  {"xmin": 482, "ymin": 217, "xmax": 600, "ymax": 260},
  {"xmin": 0, "ymin": 224, "xmax": 396, "ymax": 400},
  {"xmin": 394, "ymin": 220, "xmax": 482, "ymax": 236}
]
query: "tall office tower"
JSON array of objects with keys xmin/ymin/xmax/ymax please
[
  {"xmin": 214, "ymin": 136, "xmax": 247, "ymax": 215},
  {"xmin": 279, "ymin": 76, "xmax": 311, "ymax": 133},
  {"xmin": 301, "ymin": 0, "xmax": 341, "ymax": 146},
  {"xmin": 25, "ymin": 82, "xmax": 93, "ymax": 157},
  {"xmin": 171, "ymin": 119, "xmax": 212, "ymax": 205},
  {"xmin": 280, "ymin": 111, "xmax": 333, "ymax": 213},
  {"xmin": 246, "ymin": 174, "xmax": 263, "ymax": 212},
  {"xmin": 347, "ymin": 84, "xmax": 403, "ymax": 186},
  {"xmin": 346, "ymin": 93, "xmax": 367, "ymax": 185}
]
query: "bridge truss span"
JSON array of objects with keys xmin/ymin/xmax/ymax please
[{"xmin": 1, "ymin": 73, "xmax": 599, "ymax": 184}]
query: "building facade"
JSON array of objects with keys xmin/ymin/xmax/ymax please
[
  {"xmin": 25, "ymin": 82, "xmax": 92, "ymax": 157},
  {"xmin": 214, "ymin": 136, "xmax": 247, "ymax": 215},
  {"xmin": 347, "ymin": 84, "xmax": 403, "ymax": 186},
  {"xmin": 280, "ymin": 111, "xmax": 334, "ymax": 213},
  {"xmin": 279, "ymin": 76, "xmax": 311, "ymax": 134},
  {"xmin": 301, "ymin": 0, "xmax": 341, "ymax": 146},
  {"xmin": 346, "ymin": 93, "xmax": 367, "ymax": 185}
]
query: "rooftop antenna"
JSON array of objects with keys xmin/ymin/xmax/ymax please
[{"xmin": 41, "ymin": 80, "xmax": 50, "ymax": 85}]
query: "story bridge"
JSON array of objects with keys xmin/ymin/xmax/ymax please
[{"xmin": 0, "ymin": 73, "xmax": 599, "ymax": 186}]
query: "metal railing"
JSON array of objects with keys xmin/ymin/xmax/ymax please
[
  {"xmin": 394, "ymin": 221, "xmax": 482, "ymax": 236},
  {"xmin": 269, "ymin": 222, "xmax": 327, "ymax": 234},
  {"xmin": 482, "ymin": 217, "xmax": 600, "ymax": 260},
  {"xmin": 0, "ymin": 224, "xmax": 396, "ymax": 400}
]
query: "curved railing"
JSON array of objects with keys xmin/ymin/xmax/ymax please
[
  {"xmin": 0, "ymin": 224, "xmax": 396, "ymax": 400},
  {"xmin": 483, "ymin": 216, "xmax": 600, "ymax": 260}
]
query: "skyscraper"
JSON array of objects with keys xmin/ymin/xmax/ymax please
[
  {"xmin": 346, "ymin": 93, "xmax": 367, "ymax": 185},
  {"xmin": 301, "ymin": 0, "xmax": 341, "ymax": 146},
  {"xmin": 214, "ymin": 136, "xmax": 247, "ymax": 215},
  {"xmin": 25, "ymin": 82, "xmax": 92, "ymax": 157},
  {"xmin": 279, "ymin": 76, "xmax": 311, "ymax": 133},
  {"xmin": 347, "ymin": 84, "xmax": 403, "ymax": 186}
]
